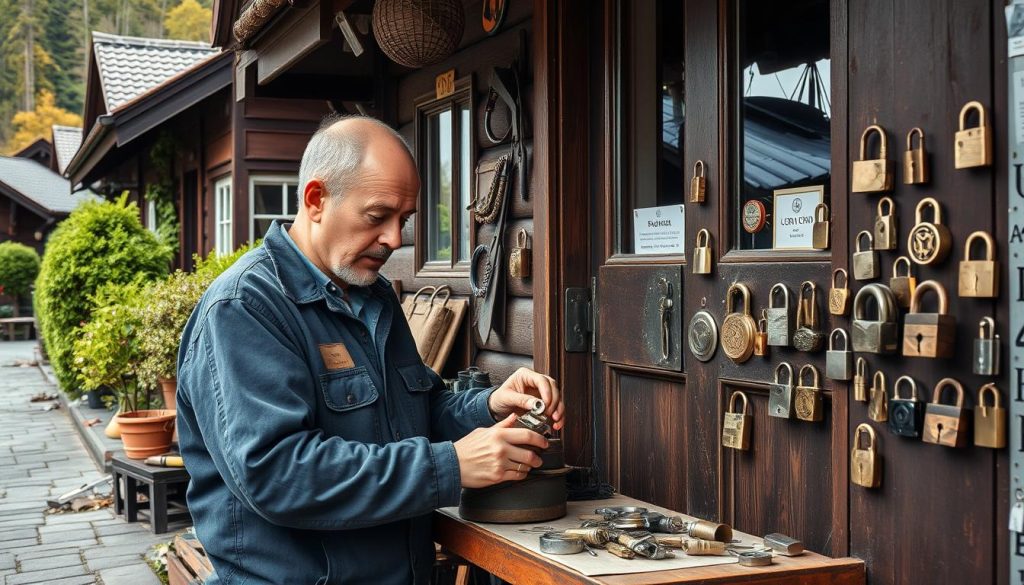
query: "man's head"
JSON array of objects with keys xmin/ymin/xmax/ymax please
[{"xmin": 292, "ymin": 115, "xmax": 419, "ymax": 288}]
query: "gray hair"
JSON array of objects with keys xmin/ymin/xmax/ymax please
[{"xmin": 297, "ymin": 114, "xmax": 411, "ymax": 201}]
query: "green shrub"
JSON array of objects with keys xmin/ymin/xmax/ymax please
[
  {"xmin": 35, "ymin": 195, "xmax": 172, "ymax": 397},
  {"xmin": 137, "ymin": 244, "xmax": 255, "ymax": 389},
  {"xmin": 0, "ymin": 242, "xmax": 40, "ymax": 315}
]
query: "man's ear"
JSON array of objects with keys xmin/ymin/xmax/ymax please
[{"xmin": 303, "ymin": 179, "xmax": 328, "ymax": 223}]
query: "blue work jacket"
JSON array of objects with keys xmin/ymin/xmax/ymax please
[{"xmin": 175, "ymin": 221, "xmax": 496, "ymax": 584}]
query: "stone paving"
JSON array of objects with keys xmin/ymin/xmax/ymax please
[{"xmin": 0, "ymin": 341, "xmax": 166, "ymax": 585}]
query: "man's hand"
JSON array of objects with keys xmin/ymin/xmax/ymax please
[
  {"xmin": 487, "ymin": 367, "xmax": 564, "ymax": 431},
  {"xmin": 453, "ymin": 414, "xmax": 548, "ymax": 488}
]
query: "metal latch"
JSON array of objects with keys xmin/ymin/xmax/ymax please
[{"xmin": 565, "ymin": 278, "xmax": 596, "ymax": 353}]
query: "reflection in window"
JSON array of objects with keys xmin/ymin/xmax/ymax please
[
  {"xmin": 427, "ymin": 110, "xmax": 453, "ymax": 261},
  {"xmin": 735, "ymin": 0, "xmax": 830, "ymax": 250}
]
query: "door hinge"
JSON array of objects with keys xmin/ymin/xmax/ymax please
[{"xmin": 565, "ymin": 277, "xmax": 596, "ymax": 353}]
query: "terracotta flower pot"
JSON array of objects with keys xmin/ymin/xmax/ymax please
[
  {"xmin": 159, "ymin": 378, "xmax": 177, "ymax": 411},
  {"xmin": 116, "ymin": 410, "xmax": 176, "ymax": 459},
  {"xmin": 104, "ymin": 408, "xmax": 122, "ymax": 439}
]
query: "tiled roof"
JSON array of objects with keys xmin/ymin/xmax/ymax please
[
  {"xmin": 0, "ymin": 157, "xmax": 97, "ymax": 214},
  {"xmin": 92, "ymin": 32, "xmax": 218, "ymax": 112},
  {"xmin": 51, "ymin": 125, "xmax": 82, "ymax": 174}
]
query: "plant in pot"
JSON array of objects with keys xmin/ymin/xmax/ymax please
[{"xmin": 73, "ymin": 281, "xmax": 174, "ymax": 459}]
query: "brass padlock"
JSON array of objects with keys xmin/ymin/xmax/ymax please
[
  {"xmin": 922, "ymin": 378, "xmax": 970, "ymax": 448},
  {"xmin": 851, "ymin": 424, "xmax": 882, "ymax": 489},
  {"xmin": 958, "ymin": 231, "xmax": 998, "ymax": 298},
  {"xmin": 722, "ymin": 391, "xmax": 752, "ymax": 451},
  {"xmin": 954, "ymin": 100, "xmax": 992, "ymax": 169},
  {"xmin": 769, "ymin": 362, "xmax": 795, "ymax": 419},
  {"xmin": 868, "ymin": 371, "xmax": 888, "ymax": 423},
  {"xmin": 793, "ymin": 281, "xmax": 824, "ymax": 352},
  {"xmin": 853, "ymin": 357, "xmax": 869, "ymax": 402},
  {"xmin": 851, "ymin": 283, "xmax": 899, "ymax": 354},
  {"xmin": 692, "ymin": 228, "xmax": 713, "ymax": 275},
  {"xmin": 873, "ymin": 197, "xmax": 898, "ymax": 251},
  {"xmin": 690, "ymin": 160, "xmax": 707, "ymax": 204},
  {"xmin": 826, "ymin": 328, "xmax": 853, "ymax": 380},
  {"xmin": 903, "ymin": 127, "xmax": 928, "ymax": 184},
  {"xmin": 754, "ymin": 312, "xmax": 769, "ymax": 357},
  {"xmin": 853, "ymin": 231, "xmax": 879, "ymax": 281},
  {"xmin": 852, "ymin": 124, "xmax": 894, "ymax": 193},
  {"xmin": 508, "ymin": 228, "xmax": 531, "ymax": 279},
  {"xmin": 766, "ymin": 283, "xmax": 791, "ymax": 346},
  {"xmin": 902, "ymin": 280, "xmax": 955, "ymax": 359},
  {"xmin": 721, "ymin": 283, "xmax": 756, "ymax": 363},
  {"xmin": 889, "ymin": 256, "xmax": 917, "ymax": 309},
  {"xmin": 907, "ymin": 197, "xmax": 952, "ymax": 265},
  {"xmin": 829, "ymin": 269, "xmax": 851, "ymax": 316},
  {"xmin": 794, "ymin": 364, "xmax": 823, "ymax": 422},
  {"xmin": 974, "ymin": 383, "xmax": 1006, "ymax": 449},
  {"xmin": 974, "ymin": 317, "xmax": 1000, "ymax": 376},
  {"xmin": 812, "ymin": 203, "xmax": 830, "ymax": 250},
  {"xmin": 888, "ymin": 375, "xmax": 923, "ymax": 438}
]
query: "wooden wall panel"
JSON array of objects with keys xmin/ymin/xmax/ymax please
[
  {"xmin": 472, "ymin": 297, "xmax": 534, "ymax": 356},
  {"xmin": 475, "ymin": 350, "xmax": 533, "ymax": 383},
  {"xmin": 244, "ymin": 130, "xmax": 309, "ymax": 161},
  {"xmin": 245, "ymin": 97, "xmax": 329, "ymax": 121}
]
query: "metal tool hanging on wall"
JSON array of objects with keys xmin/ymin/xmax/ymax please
[{"xmin": 508, "ymin": 228, "xmax": 531, "ymax": 279}]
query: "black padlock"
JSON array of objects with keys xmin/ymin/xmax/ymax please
[{"xmin": 888, "ymin": 375, "xmax": 923, "ymax": 438}]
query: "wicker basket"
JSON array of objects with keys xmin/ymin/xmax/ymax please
[{"xmin": 372, "ymin": 0, "xmax": 465, "ymax": 68}]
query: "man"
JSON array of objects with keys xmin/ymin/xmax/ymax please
[{"xmin": 176, "ymin": 115, "xmax": 564, "ymax": 584}]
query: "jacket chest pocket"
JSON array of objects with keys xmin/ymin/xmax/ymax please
[
  {"xmin": 397, "ymin": 363, "xmax": 432, "ymax": 437},
  {"xmin": 319, "ymin": 367, "xmax": 381, "ymax": 443}
]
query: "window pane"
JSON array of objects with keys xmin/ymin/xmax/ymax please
[
  {"xmin": 287, "ymin": 184, "xmax": 299, "ymax": 215},
  {"xmin": 427, "ymin": 109, "xmax": 453, "ymax": 261},
  {"xmin": 254, "ymin": 218, "xmax": 275, "ymax": 238},
  {"xmin": 735, "ymin": 0, "xmax": 830, "ymax": 250},
  {"xmin": 254, "ymin": 183, "xmax": 284, "ymax": 215},
  {"xmin": 458, "ymin": 103, "xmax": 472, "ymax": 262}
]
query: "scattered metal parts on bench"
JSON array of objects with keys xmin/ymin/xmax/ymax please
[
  {"xmin": 763, "ymin": 532, "xmax": 805, "ymax": 556},
  {"xmin": 539, "ymin": 532, "xmax": 585, "ymax": 555},
  {"xmin": 731, "ymin": 549, "xmax": 774, "ymax": 567}
]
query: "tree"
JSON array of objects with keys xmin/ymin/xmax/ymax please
[
  {"xmin": 43, "ymin": 0, "xmax": 84, "ymax": 113},
  {"xmin": 5, "ymin": 89, "xmax": 81, "ymax": 154},
  {"xmin": 164, "ymin": 0, "xmax": 209, "ymax": 42},
  {"xmin": 0, "ymin": 241, "xmax": 40, "ymax": 316}
]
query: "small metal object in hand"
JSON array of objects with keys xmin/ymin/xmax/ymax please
[{"xmin": 539, "ymin": 532, "xmax": 585, "ymax": 555}]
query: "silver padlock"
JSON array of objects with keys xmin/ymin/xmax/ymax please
[
  {"xmin": 768, "ymin": 362, "xmax": 795, "ymax": 419},
  {"xmin": 826, "ymin": 328, "xmax": 853, "ymax": 380},
  {"xmin": 766, "ymin": 283, "xmax": 791, "ymax": 347},
  {"xmin": 974, "ymin": 316, "xmax": 1000, "ymax": 376}
]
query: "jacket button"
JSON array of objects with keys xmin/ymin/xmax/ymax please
[{"xmin": 346, "ymin": 394, "xmax": 355, "ymax": 404}]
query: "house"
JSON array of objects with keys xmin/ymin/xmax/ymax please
[{"xmin": 0, "ymin": 155, "xmax": 94, "ymax": 254}]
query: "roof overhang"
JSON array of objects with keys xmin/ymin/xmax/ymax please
[{"xmin": 0, "ymin": 179, "xmax": 60, "ymax": 220}]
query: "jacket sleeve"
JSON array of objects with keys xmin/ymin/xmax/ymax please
[
  {"xmin": 426, "ymin": 367, "xmax": 498, "ymax": 442},
  {"xmin": 179, "ymin": 297, "xmax": 462, "ymax": 531}
]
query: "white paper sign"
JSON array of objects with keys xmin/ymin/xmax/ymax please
[
  {"xmin": 772, "ymin": 187, "xmax": 823, "ymax": 250},
  {"xmin": 633, "ymin": 205, "xmax": 685, "ymax": 255}
]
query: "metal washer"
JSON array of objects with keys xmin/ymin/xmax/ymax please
[{"xmin": 688, "ymin": 310, "xmax": 719, "ymax": 362}]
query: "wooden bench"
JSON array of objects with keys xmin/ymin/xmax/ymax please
[
  {"xmin": 0, "ymin": 317, "xmax": 35, "ymax": 341},
  {"xmin": 111, "ymin": 454, "xmax": 191, "ymax": 534}
]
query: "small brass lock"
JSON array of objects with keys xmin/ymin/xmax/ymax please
[
  {"xmin": 958, "ymin": 231, "xmax": 998, "ymax": 298},
  {"xmin": 907, "ymin": 197, "xmax": 952, "ymax": 265},
  {"xmin": 903, "ymin": 127, "xmax": 928, "ymax": 184},
  {"xmin": 508, "ymin": 228, "xmax": 531, "ymax": 279},
  {"xmin": 903, "ymin": 280, "xmax": 955, "ymax": 359},
  {"xmin": 888, "ymin": 375, "xmax": 923, "ymax": 438},
  {"xmin": 722, "ymin": 391, "xmax": 752, "ymax": 451},
  {"xmin": 829, "ymin": 268, "xmax": 851, "ymax": 316},
  {"xmin": 794, "ymin": 364, "xmax": 823, "ymax": 422},
  {"xmin": 826, "ymin": 328, "xmax": 853, "ymax": 380},
  {"xmin": 974, "ymin": 383, "xmax": 1006, "ymax": 449},
  {"xmin": 853, "ymin": 231, "xmax": 879, "ymax": 281},
  {"xmin": 853, "ymin": 357, "xmax": 869, "ymax": 402},
  {"xmin": 793, "ymin": 281, "xmax": 823, "ymax": 352},
  {"xmin": 889, "ymin": 256, "xmax": 917, "ymax": 309},
  {"xmin": 692, "ymin": 228, "xmax": 713, "ymax": 275},
  {"xmin": 812, "ymin": 203, "xmax": 830, "ymax": 250},
  {"xmin": 690, "ymin": 160, "xmax": 707, "ymax": 204},
  {"xmin": 868, "ymin": 371, "xmax": 888, "ymax": 423},
  {"xmin": 873, "ymin": 197, "xmax": 898, "ymax": 251},
  {"xmin": 766, "ymin": 283, "xmax": 791, "ymax": 347},
  {"xmin": 769, "ymin": 362, "xmax": 795, "ymax": 419},
  {"xmin": 851, "ymin": 424, "xmax": 881, "ymax": 489},
  {"xmin": 721, "ymin": 283, "xmax": 756, "ymax": 363},
  {"xmin": 852, "ymin": 124, "xmax": 894, "ymax": 193},
  {"xmin": 974, "ymin": 317, "xmax": 1000, "ymax": 376},
  {"xmin": 851, "ymin": 284, "xmax": 899, "ymax": 354},
  {"xmin": 754, "ymin": 312, "xmax": 769, "ymax": 357},
  {"xmin": 954, "ymin": 100, "xmax": 992, "ymax": 169},
  {"xmin": 922, "ymin": 378, "xmax": 970, "ymax": 448}
]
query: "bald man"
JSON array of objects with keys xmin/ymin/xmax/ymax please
[{"xmin": 175, "ymin": 116, "xmax": 564, "ymax": 584}]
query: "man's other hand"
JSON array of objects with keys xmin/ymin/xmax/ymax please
[
  {"xmin": 453, "ymin": 414, "xmax": 548, "ymax": 488},
  {"xmin": 486, "ymin": 367, "xmax": 564, "ymax": 431}
]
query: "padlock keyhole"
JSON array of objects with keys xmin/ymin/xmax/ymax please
[
  {"xmin": 937, "ymin": 422, "xmax": 945, "ymax": 438},
  {"xmin": 915, "ymin": 332, "xmax": 924, "ymax": 352}
]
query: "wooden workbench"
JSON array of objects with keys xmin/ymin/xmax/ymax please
[{"xmin": 433, "ymin": 502, "xmax": 865, "ymax": 585}]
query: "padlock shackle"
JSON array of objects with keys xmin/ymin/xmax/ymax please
[
  {"xmin": 963, "ymin": 230, "xmax": 996, "ymax": 261},
  {"xmin": 859, "ymin": 124, "xmax": 888, "ymax": 160},
  {"xmin": 978, "ymin": 316, "xmax": 996, "ymax": 339},
  {"xmin": 978, "ymin": 383, "xmax": 1001, "ymax": 410},
  {"xmin": 798, "ymin": 364, "xmax": 820, "ymax": 388},
  {"xmin": 893, "ymin": 375, "xmax": 919, "ymax": 401},
  {"xmin": 815, "ymin": 203, "xmax": 829, "ymax": 222},
  {"xmin": 728, "ymin": 390, "xmax": 749, "ymax": 415},
  {"xmin": 872, "ymin": 370, "xmax": 886, "ymax": 392},
  {"xmin": 855, "ymin": 230, "xmax": 874, "ymax": 253},
  {"xmin": 853, "ymin": 284, "xmax": 893, "ymax": 321},
  {"xmin": 758, "ymin": 317, "xmax": 768, "ymax": 332},
  {"xmin": 856, "ymin": 356, "xmax": 868, "ymax": 377},
  {"xmin": 774, "ymin": 362, "xmax": 794, "ymax": 385},
  {"xmin": 829, "ymin": 328, "xmax": 849, "ymax": 350},
  {"xmin": 517, "ymin": 228, "xmax": 529, "ymax": 247},
  {"xmin": 769, "ymin": 283, "xmax": 790, "ymax": 308},
  {"xmin": 695, "ymin": 228, "xmax": 711, "ymax": 247},
  {"xmin": 905, "ymin": 127, "xmax": 925, "ymax": 150},
  {"xmin": 693, "ymin": 159, "xmax": 705, "ymax": 176},
  {"xmin": 909, "ymin": 280, "xmax": 948, "ymax": 315},
  {"xmin": 726, "ymin": 283, "xmax": 752, "ymax": 316},
  {"xmin": 831, "ymin": 268, "xmax": 848, "ymax": 289},
  {"xmin": 796, "ymin": 281, "xmax": 818, "ymax": 328},
  {"xmin": 958, "ymin": 100, "xmax": 987, "ymax": 131},
  {"xmin": 892, "ymin": 256, "xmax": 913, "ymax": 278},
  {"xmin": 932, "ymin": 377, "xmax": 965, "ymax": 408},
  {"xmin": 876, "ymin": 196, "xmax": 895, "ymax": 217},
  {"xmin": 914, "ymin": 197, "xmax": 943, "ymax": 226},
  {"xmin": 854, "ymin": 423, "xmax": 877, "ymax": 449}
]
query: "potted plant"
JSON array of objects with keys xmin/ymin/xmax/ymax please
[{"xmin": 73, "ymin": 281, "xmax": 174, "ymax": 459}]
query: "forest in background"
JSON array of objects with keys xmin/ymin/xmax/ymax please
[{"xmin": 0, "ymin": 0, "xmax": 212, "ymax": 154}]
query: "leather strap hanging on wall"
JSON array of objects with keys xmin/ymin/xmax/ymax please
[{"xmin": 401, "ymin": 285, "xmax": 467, "ymax": 372}]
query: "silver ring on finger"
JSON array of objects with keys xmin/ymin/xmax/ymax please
[{"xmin": 516, "ymin": 462, "xmax": 524, "ymax": 474}]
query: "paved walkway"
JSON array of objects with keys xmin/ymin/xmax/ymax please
[{"xmin": 0, "ymin": 341, "xmax": 165, "ymax": 585}]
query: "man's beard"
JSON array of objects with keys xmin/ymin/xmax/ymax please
[{"xmin": 331, "ymin": 245, "xmax": 392, "ymax": 287}]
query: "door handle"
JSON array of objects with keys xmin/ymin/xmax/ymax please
[{"xmin": 658, "ymin": 278, "xmax": 674, "ymax": 361}]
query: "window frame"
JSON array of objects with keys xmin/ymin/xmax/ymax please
[
  {"xmin": 248, "ymin": 174, "xmax": 299, "ymax": 242},
  {"xmin": 413, "ymin": 76, "xmax": 476, "ymax": 277},
  {"xmin": 214, "ymin": 175, "xmax": 233, "ymax": 255}
]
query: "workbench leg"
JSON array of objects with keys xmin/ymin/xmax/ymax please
[
  {"xmin": 124, "ymin": 476, "xmax": 138, "ymax": 522},
  {"xmin": 151, "ymin": 482, "xmax": 168, "ymax": 534},
  {"xmin": 112, "ymin": 470, "xmax": 122, "ymax": 516}
]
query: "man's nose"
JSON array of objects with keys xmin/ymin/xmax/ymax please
[{"xmin": 380, "ymin": 220, "xmax": 402, "ymax": 250}]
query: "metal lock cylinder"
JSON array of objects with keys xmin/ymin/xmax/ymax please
[
  {"xmin": 769, "ymin": 362, "xmax": 795, "ymax": 419},
  {"xmin": 826, "ymin": 328, "xmax": 853, "ymax": 380},
  {"xmin": 888, "ymin": 376, "xmax": 923, "ymax": 438},
  {"xmin": 974, "ymin": 317, "xmax": 1000, "ymax": 376}
]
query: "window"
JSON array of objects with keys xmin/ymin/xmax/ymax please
[
  {"xmin": 214, "ymin": 176, "xmax": 232, "ymax": 255},
  {"xmin": 415, "ymin": 77, "xmax": 474, "ymax": 272},
  {"xmin": 249, "ymin": 175, "xmax": 299, "ymax": 241},
  {"xmin": 146, "ymin": 199, "xmax": 157, "ymax": 234}
]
